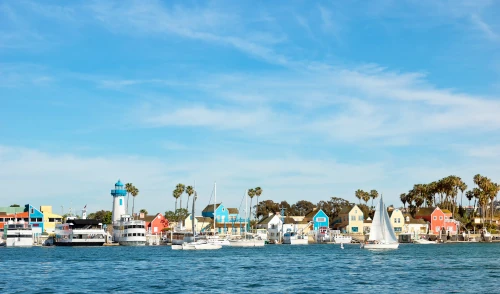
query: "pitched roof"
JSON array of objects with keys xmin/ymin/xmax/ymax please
[
  {"xmin": 403, "ymin": 213, "xmax": 428, "ymax": 225},
  {"xmin": 304, "ymin": 208, "xmax": 319, "ymax": 219},
  {"xmin": 339, "ymin": 205, "xmax": 354, "ymax": 215},
  {"xmin": 284, "ymin": 216, "xmax": 296, "ymax": 224},
  {"xmin": 227, "ymin": 208, "xmax": 239, "ymax": 214},
  {"xmin": 257, "ymin": 215, "xmax": 274, "ymax": 225},
  {"xmin": 441, "ymin": 209, "xmax": 452, "ymax": 214},
  {"xmin": 202, "ymin": 203, "xmax": 222, "ymax": 213},
  {"xmin": 195, "ymin": 217, "xmax": 213, "ymax": 223},
  {"xmin": 415, "ymin": 207, "xmax": 435, "ymax": 217},
  {"xmin": 137, "ymin": 214, "xmax": 158, "ymax": 223}
]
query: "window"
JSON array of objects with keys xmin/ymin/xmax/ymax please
[
  {"xmin": 395, "ymin": 227, "xmax": 402, "ymax": 232},
  {"xmin": 358, "ymin": 215, "xmax": 363, "ymax": 221},
  {"xmin": 355, "ymin": 210, "xmax": 358, "ymax": 214},
  {"xmin": 439, "ymin": 216, "xmax": 443, "ymax": 220},
  {"xmin": 436, "ymin": 226, "xmax": 440, "ymax": 232},
  {"xmin": 352, "ymin": 227, "xmax": 358, "ymax": 233},
  {"xmin": 433, "ymin": 216, "xmax": 437, "ymax": 220},
  {"xmin": 351, "ymin": 216, "xmax": 355, "ymax": 221},
  {"xmin": 316, "ymin": 217, "xmax": 326, "ymax": 222},
  {"xmin": 120, "ymin": 199, "xmax": 123, "ymax": 206}
]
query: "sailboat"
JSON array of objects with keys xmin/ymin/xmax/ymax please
[
  {"xmin": 172, "ymin": 182, "xmax": 222, "ymax": 250},
  {"xmin": 362, "ymin": 196, "xmax": 399, "ymax": 250},
  {"xmin": 228, "ymin": 189, "xmax": 265, "ymax": 247}
]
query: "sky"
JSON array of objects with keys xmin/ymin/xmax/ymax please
[{"xmin": 1, "ymin": 0, "xmax": 500, "ymax": 216}]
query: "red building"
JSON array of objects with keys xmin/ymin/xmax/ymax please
[
  {"xmin": 415, "ymin": 207, "xmax": 458, "ymax": 235},
  {"xmin": 138, "ymin": 213, "xmax": 169, "ymax": 235}
]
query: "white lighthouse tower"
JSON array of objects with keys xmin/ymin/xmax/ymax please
[{"xmin": 111, "ymin": 180, "xmax": 127, "ymax": 223}]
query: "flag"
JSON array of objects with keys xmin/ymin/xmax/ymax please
[{"xmin": 84, "ymin": 204, "xmax": 87, "ymax": 209}]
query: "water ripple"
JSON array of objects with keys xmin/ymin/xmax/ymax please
[{"xmin": 1, "ymin": 243, "xmax": 500, "ymax": 293}]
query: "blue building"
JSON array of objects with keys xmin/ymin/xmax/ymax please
[
  {"xmin": 201, "ymin": 203, "xmax": 246, "ymax": 234},
  {"xmin": 304, "ymin": 208, "xmax": 329, "ymax": 233},
  {"xmin": 25, "ymin": 204, "xmax": 44, "ymax": 234}
]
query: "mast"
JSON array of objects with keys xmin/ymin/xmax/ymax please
[
  {"xmin": 192, "ymin": 180, "xmax": 196, "ymax": 241},
  {"xmin": 245, "ymin": 189, "xmax": 248, "ymax": 233},
  {"xmin": 214, "ymin": 182, "xmax": 217, "ymax": 236}
]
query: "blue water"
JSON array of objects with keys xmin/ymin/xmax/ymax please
[{"xmin": 1, "ymin": 243, "xmax": 499, "ymax": 293}]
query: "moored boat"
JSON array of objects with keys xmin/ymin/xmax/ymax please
[{"xmin": 4, "ymin": 219, "xmax": 33, "ymax": 247}]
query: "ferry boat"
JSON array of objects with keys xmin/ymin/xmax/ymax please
[
  {"xmin": 4, "ymin": 219, "xmax": 33, "ymax": 247},
  {"xmin": 54, "ymin": 217, "xmax": 106, "ymax": 246},
  {"xmin": 112, "ymin": 214, "xmax": 146, "ymax": 246}
]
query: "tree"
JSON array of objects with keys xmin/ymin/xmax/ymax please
[
  {"xmin": 355, "ymin": 189, "xmax": 364, "ymax": 204},
  {"xmin": 254, "ymin": 187, "xmax": 263, "ymax": 219},
  {"xmin": 185, "ymin": 185, "xmax": 194, "ymax": 210},
  {"xmin": 90, "ymin": 210, "xmax": 112, "ymax": 224},
  {"xmin": 164, "ymin": 210, "xmax": 176, "ymax": 222},
  {"xmin": 125, "ymin": 183, "xmax": 134, "ymax": 214},
  {"xmin": 369, "ymin": 190, "xmax": 379, "ymax": 209},
  {"xmin": 139, "ymin": 208, "xmax": 148, "ymax": 215},
  {"xmin": 131, "ymin": 186, "xmax": 139, "ymax": 218},
  {"xmin": 10, "ymin": 204, "xmax": 20, "ymax": 207},
  {"xmin": 247, "ymin": 188, "xmax": 256, "ymax": 226},
  {"xmin": 291, "ymin": 200, "xmax": 315, "ymax": 216},
  {"xmin": 400, "ymin": 193, "xmax": 407, "ymax": 209},
  {"xmin": 362, "ymin": 191, "xmax": 370, "ymax": 206},
  {"xmin": 255, "ymin": 200, "xmax": 279, "ymax": 219},
  {"xmin": 175, "ymin": 183, "xmax": 185, "ymax": 210},
  {"xmin": 172, "ymin": 189, "xmax": 181, "ymax": 211}
]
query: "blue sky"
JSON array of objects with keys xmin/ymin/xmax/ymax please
[{"xmin": 1, "ymin": 0, "xmax": 500, "ymax": 216}]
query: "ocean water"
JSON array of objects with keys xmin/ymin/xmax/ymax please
[{"xmin": 1, "ymin": 243, "xmax": 499, "ymax": 293}]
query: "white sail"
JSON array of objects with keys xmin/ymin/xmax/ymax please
[
  {"xmin": 368, "ymin": 197, "xmax": 397, "ymax": 244},
  {"xmin": 382, "ymin": 200, "xmax": 398, "ymax": 243}
]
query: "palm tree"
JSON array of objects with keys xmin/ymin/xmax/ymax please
[
  {"xmin": 247, "ymin": 188, "xmax": 256, "ymax": 227},
  {"xmin": 139, "ymin": 208, "xmax": 148, "ymax": 215},
  {"xmin": 185, "ymin": 186, "xmax": 194, "ymax": 210},
  {"xmin": 125, "ymin": 183, "xmax": 134, "ymax": 214},
  {"xmin": 254, "ymin": 187, "xmax": 263, "ymax": 220},
  {"xmin": 459, "ymin": 182, "xmax": 467, "ymax": 208},
  {"xmin": 355, "ymin": 189, "xmax": 363, "ymax": 204},
  {"xmin": 176, "ymin": 183, "xmax": 185, "ymax": 210},
  {"xmin": 362, "ymin": 191, "xmax": 370, "ymax": 206},
  {"xmin": 369, "ymin": 189, "xmax": 379, "ymax": 209},
  {"xmin": 173, "ymin": 189, "xmax": 181, "ymax": 211},
  {"xmin": 131, "ymin": 186, "xmax": 139, "ymax": 218},
  {"xmin": 400, "ymin": 193, "xmax": 407, "ymax": 209}
]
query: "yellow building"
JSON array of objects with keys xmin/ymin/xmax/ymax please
[
  {"xmin": 335, "ymin": 205, "xmax": 364, "ymax": 234},
  {"xmin": 40, "ymin": 206, "xmax": 63, "ymax": 234},
  {"xmin": 389, "ymin": 208, "xmax": 405, "ymax": 234}
]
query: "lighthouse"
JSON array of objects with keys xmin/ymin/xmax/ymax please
[{"xmin": 111, "ymin": 180, "xmax": 127, "ymax": 223}]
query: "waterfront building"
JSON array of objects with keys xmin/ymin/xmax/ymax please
[
  {"xmin": 334, "ymin": 205, "xmax": 364, "ymax": 234},
  {"xmin": 389, "ymin": 208, "xmax": 405, "ymax": 234},
  {"xmin": 256, "ymin": 212, "xmax": 283, "ymax": 243},
  {"xmin": 137, "ymin": 213, "xmax": 169, "ymax": 234},
  {"xmin": 40, "ymin": 206, "xmax": 63, "ymax": 234},
  {"xmin": 415, "ymin": 207, "xmax": 458, "ymax": 235},
  {"xmin": 201, "ymin": 203, "xmax": 247, "ymax": 234}
]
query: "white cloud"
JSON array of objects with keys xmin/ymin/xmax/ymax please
[{"xmin": 0, "ymin": 145, "xmax": 393, "ymax": 212}]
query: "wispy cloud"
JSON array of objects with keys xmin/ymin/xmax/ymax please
[
  {"xmin": 471, "ymin": 14, "xmax": 499, "ymax": 41},
  {"xmin": 88, "ymin": 0, "xmax": 290, "ymax": 66}
]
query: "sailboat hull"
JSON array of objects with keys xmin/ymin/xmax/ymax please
[{"xmin": 363, "ymin": 243, "xmax": 399, "ymax": 250}]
